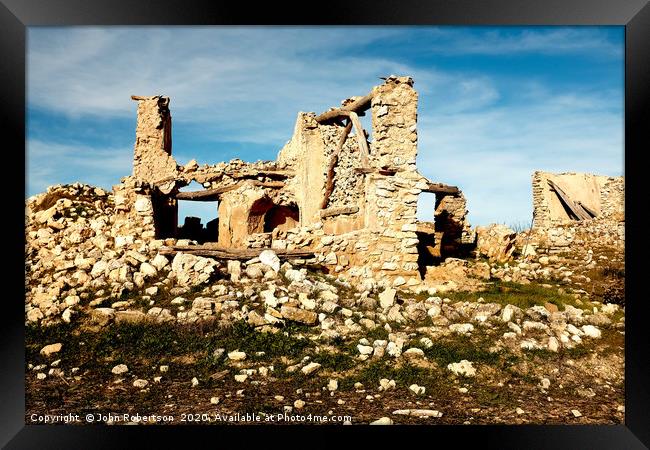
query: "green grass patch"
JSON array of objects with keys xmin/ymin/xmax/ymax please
[
  {"xmin": 365, "ymin": 326, "xmax": 390, "ymax": 342},
  {"xmin": 441, "ymin": 280, "xmax": 586, "ymax": 311},
  {"xmin": 311, "ymin": 351, "xmax": 356, "ymax": 371},
  {"xmin": 26, "ymin": 319, "xmax": 313, "ymax": 372},
  {"xmin": 423, "ymin": 335, "xmax": 516, "ymax": 369},
  {"xmin": 473, "ymin": 384, "xmax": 515, "ymax": 407},
  {"xmin": 339, "ymin": 359, "xmax": 451, "ymax": 395}
]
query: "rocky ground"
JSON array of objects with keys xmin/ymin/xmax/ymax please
[{"xmin": 25, "ymin": 183, "xmax": 625, "ymax": 425}]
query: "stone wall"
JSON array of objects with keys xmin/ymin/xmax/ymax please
[
  {"xmin": 274, "ymin": 76, "xmax": 428, "ymax": 286},
  {"xmin": 599, "ymin": 177, "xmax": 624, "ymax": 222},
  {"xmin": 532, "ymin": 171, "xmax": 624, "ymax": 229},
  {"xmin": 528, "ymin": 220, "xmax": 625, "ymax": 254},
  {"xmin": 132, "ymin": 96, "xmax": 178, "ymax": 185},
  {"xmin": 277, "ymin": 113, "xmax": 327, "ymax": 226},
  {"xmin": 112, "ymin": 177, "xmax": 157, "ymax": 247},
  {"xmin": 360, "ymin": 76, "xmax": 423, "ymax": 284},
  {"xmin": 124, "ymin": 76, "xmax": 469, "ymax": 287},
  {"xmin": 434, "ymin": 191, "xmax": 474, "ymax": 248}
]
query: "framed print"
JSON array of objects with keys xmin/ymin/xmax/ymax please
[{"xmin": 2, "ymin": 0, "xmax": 648, "ymax": 448}]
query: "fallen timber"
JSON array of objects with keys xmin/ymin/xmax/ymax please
[{"xmin": 159, "ymin": 245, "xmax": 315, "ymax": 260}]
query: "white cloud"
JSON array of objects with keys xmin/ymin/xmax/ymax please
[
  {"xmin": 416, "ymin": 87, "xmax": 623, "ymax": 225},
  {"xmin": 26, "ymin": 139, "xmax": 132, "ymax": 196},
  {"xmin": 424, "ymin": 27, "xmax": 622, "ymax": 56}
]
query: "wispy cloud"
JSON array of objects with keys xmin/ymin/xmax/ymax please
[
  {"xmin": 26, "ymin": 139, "xmax": 132, "ymax": 196},
  {"xmin": 423, "ymin": 27, "xmax": 623, "ymax": 56},
  {"xmin": 416, "ymin": 86, "xmax": 623, "ymax": 225}
]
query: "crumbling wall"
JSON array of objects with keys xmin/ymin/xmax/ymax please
[
  {"xmin": 277, "ymin": 113, "xmax": 328, "ymax": 226},
  {"xmin": 434, "ymin": 191, "xmax": 474, "ymax": 250},
  {"xmin": 320, "ymin": 123, "xmax": 365, "ymax": 211},
  {"xmin": 361, "ymin": 76, "xmax": 422, "ymax": 285},
  {"xmin": 218, "ymin": 182, "xmax": 273, "ymax": 247},
  {"xmin": 124, "ymin": 76, "xmax": 469, "ymax": 288},
  {"xmin": 112, "ymin": 177, "xmax": 158, "ymax": 247},
  {"xmin": 599, "ymin": 177, "xmax": 624, "ymax": 222},
  {"xmin": 532, "ymin": 171, "xmax": 623, "ymax": 228},
  {"xmin": 132, "ymin": 96, "xmax": 179, "ymax": 184},
  {"xmin": 529, "ymin": 171, "xmax": 624, "ymax": 255},
  {"xmin": 273, "ymin": 76, "xmax": 426, "ymax": 287},
  {"xmin": 318, "ymin": 119, "xmax": 366, "ymax": 236}
]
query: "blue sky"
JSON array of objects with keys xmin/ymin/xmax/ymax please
[{"xmin": 26, "ymin": 26, "xmax": 624, "ymax": 226}]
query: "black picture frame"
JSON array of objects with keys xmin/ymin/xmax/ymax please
[{"xmin": 2, "ymin": 0, "xmax": 648, "ymax": 448}]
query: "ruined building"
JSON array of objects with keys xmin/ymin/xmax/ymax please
[
  {"xmin": 524, "ymin": 171, "xmax": 625, "ymax": 254},
  {"xmin": 116, "ymin": 76, "xmax": 473, "ymax": 287},
  {"xmin": 531, "ymin": 171, "xmax": 624, "ymax": 229}
]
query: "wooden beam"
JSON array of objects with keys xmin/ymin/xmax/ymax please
[
  {"xmin": 319, "ymin": 205, "xmax": 360, "ymax": 219},
  {"xmin": 423, "ymin": 183, "xmax": 460, "ymax": 195},
  {"xmin": 347, "ymin": 111, "xmax": 370, "ymax": 168},
  {"xmin": 354, "ymin": 167, "xmax": 402, "ymax": 175},
  {"xmin": 320, "ymin": 120, "xmax": 353, "ymax": 209},
  {"xmin": 254, "ymin": 170, "xmax": 294, "ymax": 179},
  {"xmin": 315, "ymin": 110, "xmax": 370, "ymax": 167},
  {"xmin": 159, "ymin": 245, "xmax": 314, "ymax": 260},
  {"xmin": 343, "ymin": 92, "xmax": 373, "ymax": 113},
  {"xmin": 576, "ymin": 200, "xmax": 598, "ymax": 218},
  {"xmin": 176, "ymin": 181, "xmax": 284, "ymax": 201},
  {"xmin": 315, "ymin": 92, "xmax": 373, "ymax": 122},
  {"xmin": 547, "ymin": 180, "xmax": 592, "ymax": 221}
]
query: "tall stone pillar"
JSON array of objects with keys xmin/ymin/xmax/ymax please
[{"xmin": 131, "ymin": 95, "xmax": 178, "ymax": 183}]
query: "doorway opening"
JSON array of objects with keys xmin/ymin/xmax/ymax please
[{"xmin": 177, "ymin": 181, "xmax": 219, "ymax": 243}]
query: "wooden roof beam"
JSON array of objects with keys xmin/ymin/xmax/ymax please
[
  {"xmin": 176, "ymin": 181, "xmax": 284, "ymax": 201},
  {"xmin": 423, "ymin": 183, "xmax": 460, "ymax": 195}
]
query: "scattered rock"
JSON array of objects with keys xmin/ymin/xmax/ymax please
[
  {"xmin": 447, "ymin": 360, "xmax": 477, "ymax": 377},
  {"xmin": 370, "ymin": 417, "xmax": 393, "ymax": 425},
  {"xmin": 392, "ymin": 409, "xmax": 442, "ymax": 418},
  {"xmin": 581, "ymin": 325, "xmax": 602, "ymax": 339},
  {"xmin": 259, "ymin": 250, "xmax": 280, "ymax": 272},
  {"xmin": 301, "ymin": 362, "xmax": 321, "ymax": 375},
  {"xmin": 379, "ymin": 288, "xmax": 397, "ymax": 309},
  {"xmin": 228, "ymin": 351, "xmax": 247, "ymax": 361},
  {"xmin": 280, "ymin": 304, "xmax": 318, "ymax": 325},
  {"xmin": 111, "ymin": 364, "xmax": 129, "ymax": 375},
  {"xmin": 40, "ymin": 343, "xmax": 62, "ymax": 357},
  {"xmin": 133, "ymin": 379, "xmax": 148, "ymax": 388}
]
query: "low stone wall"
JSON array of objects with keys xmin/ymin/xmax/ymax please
[{"xmin": 528, "ymin": 219, "xmax": 624, "ymax": 254}]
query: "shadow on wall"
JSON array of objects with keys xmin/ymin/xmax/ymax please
[{"xmin": 416, "ymin": 214, "xmax": 475, "ymax": 279}]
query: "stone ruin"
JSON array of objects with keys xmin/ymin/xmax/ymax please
[
  {"xmin": 24, "ymin": 76, "xmax": 626, "ymax": 328},
  {"xmin": 524, "ymin": 171, "xmax": 624, "ymax": 254},
  {"xmin": 120, "ymin": 76, "xmax": 474, "ymax": 288},
  {"xmin": 113, "ymin": 77, "xmax": 626, "ymax": 290},
  {"xmin": 532, "ymin": 171, "xmax": 624, "ymax": 229}
]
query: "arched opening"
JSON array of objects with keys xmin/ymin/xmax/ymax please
[
  {"xmin": 264, "ymin": 204, "xmax": 300, "ymax": 233},
  {"xmin": 247, "ymin": 196, "xmax": 275, "ymax": 235}
]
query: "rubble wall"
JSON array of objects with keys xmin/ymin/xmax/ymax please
[
  {"xmin": 599, "ymin": 177, "xmax": 624, "ymax": 221},
  {"xmin": 277, "ymin": 113, "xmax": 328, "ymax": 226},
  {"xmin": 434, "ymin": 191, "xmax": 474, "ymax": 249},
  {"xmin": 112, "ymin": 177, "xmax": 157, "ymax": 246},
  {"xmin": 132, "ymin": 96, "xmax": 179, "ymax": 184},
  {"xmin": 123, "ymin": 77, "xmax": 468, "ymax": 287},
  {"xmin": 532, "ymin": 171, "xmax": 624, "ymax": 229}
]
